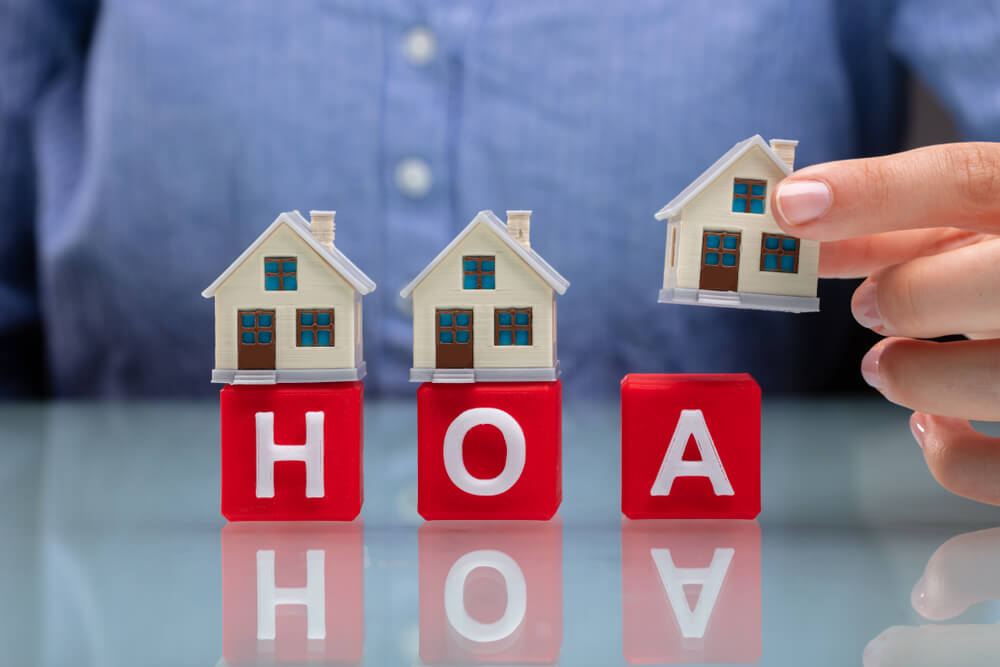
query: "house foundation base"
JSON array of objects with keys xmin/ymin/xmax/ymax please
[
  {"xmin": 409, "ymin": 362, "xmax": 560, "ymax": 383},
  {"xmin": 212, "ymin": 362, "xmax": 367, "ymax": 384},
  {"xmin": 658, "ymin": 288, "xmax": 819, "ymax": 313}
]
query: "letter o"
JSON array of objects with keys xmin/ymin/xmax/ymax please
[
  {"xmin": 444, "ymin": 550, "xmax": 528, "ymax": 643},
  {"xmin": 442, "ymin": 408, "xmax": 526, "ymax": 496}
]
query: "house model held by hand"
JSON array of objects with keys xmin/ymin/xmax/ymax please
[
  {"xmin": 655, "ymin": 135, "xmax": 819, "ymax": 313},
  {"xmin": 400, "ymin": 210, "xmax": 570, "ymax": 383},
  {"xmin": 202, "ymin": 210, "xmax": 376, "ymax": 384}
]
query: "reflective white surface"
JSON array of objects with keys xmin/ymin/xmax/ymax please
[{"xmin": 1, "ymin": 397, "xmax": 999, "ymax": 666}]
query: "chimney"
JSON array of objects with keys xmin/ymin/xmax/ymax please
[
  {"xmin": 310, "ymin": 210, "xmax": 336, "ymax": 250},
  {"xmin": 769, "ymin": 139, "xmax": 798, "ymax": 171},
  {"xmin": 506, "ymin": 210, "xmax": 531, "ymax": 249}
]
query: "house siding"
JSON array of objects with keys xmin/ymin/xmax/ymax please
[
  {"xmin": 412, "ymin": 223, "xmax": 554, "ymax": 370},
  {"xmin": 669, "ymin": 145, "xmax": 819, "ymax": 297},
  {"xmin": 213, "ymin": 224, "xmax": 358, "ymax": 371}
]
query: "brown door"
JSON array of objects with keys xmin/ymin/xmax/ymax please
[
  {"xmin": 436, "ymin": 309, "xmax": 473, "ymax": 368},
  {"xmin": 238, "ymin": 309, "xmax": 276, "ymax": 369},
  {"xmin": 699, "ymin": 231, "xmax": 741, "ymax": 292}
]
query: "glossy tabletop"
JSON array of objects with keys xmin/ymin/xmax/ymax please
[{"xmin": 2, "ymin": 397, "xmax": 999, "ymax": 667}]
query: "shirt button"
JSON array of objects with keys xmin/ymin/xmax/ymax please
[
  {"xmin": 402, "ymin": 26, "xmax": 436, "ymax": 66},
  {"xmin": 395, "ymin": 158, "xmax": 433, "ymax": 198}
]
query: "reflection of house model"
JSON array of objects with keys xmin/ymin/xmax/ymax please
[
  {"xmin": 400, "ymin": 210, "xmax": 570, "ymax": 383},
  {"xmin": 655, "ymin": 135, "xmax": 819, "ymax": 313},
  {"xmin": 202, "ymin": 210, "xmax": 376, "ymax": 384}
]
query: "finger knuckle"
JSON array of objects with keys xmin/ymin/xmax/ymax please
[
  {"xmin": 947, "ymin": 144, "xmax": 1000, "ymax": 213},
  {"xmin": 877, "ymin": 266, "xmax": 925, "ymax": 334}
]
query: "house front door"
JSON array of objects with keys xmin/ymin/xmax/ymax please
[
  {"xmin": 699, "ymin": 231, "xmax": 741, "ymax": 292},
  {"xmin": 237, "ymin": 309, "xmax": 276, "ymax": 369},
  {"xmin": 436, "ymin": 308, "xmax": 473, "ymax": 368}
]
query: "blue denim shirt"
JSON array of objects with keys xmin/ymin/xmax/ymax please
[{"xmin": 2, "ymin": 0, "xmax": 999, "ymax": 397}]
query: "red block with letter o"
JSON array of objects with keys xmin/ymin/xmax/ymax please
[
  {"xmin": 220, "ymin": 382, "xmax": 363, "ymax": 521},
  {"xmin": 417, "ymin": 381, "xmax": 562, "ymax": 520},
  {"xmin": 621, "ymin": 374, "xmax": 760, "ymax": 519}
]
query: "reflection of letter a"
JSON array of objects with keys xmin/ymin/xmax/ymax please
[{"xmin": 651, "ymin": 547, "xmax": 734, "ymax": 639}]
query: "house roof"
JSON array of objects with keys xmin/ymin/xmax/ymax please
[
  {"xmin": 653, "ymin": 135, "xmax": 793, "ymax": 221},
  {"xmin": 399, "ymin": 210, "xmax": 570, "ymax": 298},
  {"xmin": 201, "ymin": 210, "xmax": 376, "ymax": 298}
]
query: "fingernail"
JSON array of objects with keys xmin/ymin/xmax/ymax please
[
  {"xmin": 775, "ymin": 180, "xmax": 832, "ymax": 225},
  {"xmin": 860, "ymin": 342, "xmax": 885, "ymax": 389},
  {"xmin": 852, "ymin": 279, "xmax": 884, "ymax": 330},
  {"xmin": 910, "ymin": 413, "xmax": 927, "ymax": 450}
]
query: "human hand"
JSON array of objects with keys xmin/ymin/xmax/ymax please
[{"xmin": 771, "ymin": 143, "xmax": 1000, "ymax": 505}]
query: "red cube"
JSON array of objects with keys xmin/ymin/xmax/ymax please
[
  {"xmin": 419, "ymin": 520, "xmax": 563, "ymax": 664},
  {"xmin": 417, "ymin": 381, "xmax": 562, "ymax": 520},
  {"xmin": 220, "ymin": 382, "xmax": 363, "ymax": 521},
  {"xmin": 622, "ymin": 519, "xmax": 761, "ymax": 665},
  {"xmin": 221, "ymin": 521, "xmax": 364, "ymax": 664},
  {"xmin": 621, "ymin": 374, "xmax": 760, "ymax": 520}
]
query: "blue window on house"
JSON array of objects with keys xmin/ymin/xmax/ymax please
[
  {"xmin": 760, "ymin": 233, "xmax": 800, "ymax": 273},
  {"xmin": 732, "ymin": 179, "xmax": 766, "ymax": 214},
  {"xmin": 437, "ymin": 309, "xmax": 473, "ymax": 346},
  {"xmin": 495, "ymin": 308, "xmax": 532, "ymax": 346},
  {"xmin": 265, "ymin": 257, "xmax": 297, "ymax": 290},
  {"xmin": 238, "ymin": 310, "xmax": 275, "ymax": 348},
  {"xmin": 704, "ymin": 252, "xmax": 720, "ymax": 266},
  {"xmin": 297, "ymin": 309, "xmax": 334, "ymax": 346},
  {"xmin": 705, "ymin": 234, "xmax": 721, "ymax": 249},
  {"xmin": 462, "ymin": 255, "xmax": 495, "ymax": 289}
]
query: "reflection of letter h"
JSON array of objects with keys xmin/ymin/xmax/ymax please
[
  {"xmin": 257, "ymin": 550, "xmax": 326, "ymax": 640},
  {"xmin": 256, "ymin": 412, "xmax": 325, "ymax": 498}
]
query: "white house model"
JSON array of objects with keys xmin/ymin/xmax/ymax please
[
  {"xmin": 400, "ymin": 210, "xmax": 569, "ymax": 383},
  {"xmin": 655, "ymin": 135, "xmax": 819, "ymax": 313},
  {"xmin": 202, "ymin": 210, "xmax": 376, "ymax": 384}
]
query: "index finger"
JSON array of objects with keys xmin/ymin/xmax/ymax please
[{"xmin": 771, "ymin": 143, "xmax": 1000, "ymax": 242}]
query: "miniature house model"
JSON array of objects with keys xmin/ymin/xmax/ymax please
[
  {"xmin": 655, "ymin": 135, "xmax": 819, "ymax": 312},
  {"xmin": 400, "ymin": 210, "xmax": 569, "ymax": 382},
  {"xmin": 202, "ymin": 210, "xmax": 376, "ymax": 383}
]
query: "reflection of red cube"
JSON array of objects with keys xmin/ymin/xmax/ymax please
[
  {"xmin": 417, "ymin": 382, "xmax": 561, "ymax": 520},
  {"xmin": 221, "ymin": 521, "xmax": 364, "ymax": 664},
  {"xmin": 220, "ymin": 382, "xmax": 363, "ymax": 521},
  {"xmin": 419, "ymin": 520, "xmax": 563, "ymax": 664},
  {"xmin": 621, "ymin": 374, "xmax": 760, "ymax": 519},
  {"xmin": 622, "ymin": 520, "xmax": 761, "ymax": 665}
]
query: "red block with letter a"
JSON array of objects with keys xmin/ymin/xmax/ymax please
[
  {"xmin": 220, "ymin": 382, "xmax": 363, "ymax": 521},
  {"xmin": 621, "ymin": 374, "xmax": 760, "ymax": 519},
  {"xmin": 622, "ymin": 519, "xmax": 761, "ymax": 664},
  {"xmin": 417, "ymin": 381, "xmax": 562, "ymax": 520},
  {"xmin": 419, "ymin": 520, "xmax": 563, "ymax": 664},
  {"xmin": 222, "ymin": 521, "xmax": 364, "ymax": 664}
]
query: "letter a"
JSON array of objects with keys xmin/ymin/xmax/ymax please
[{"xmin": 650, "ymin": 409, "xmax": 734, "ymax": 496}]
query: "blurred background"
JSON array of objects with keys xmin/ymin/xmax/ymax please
[{"xmin": 1, "ymin": 1, "xmax": 990, "ymax": 400}]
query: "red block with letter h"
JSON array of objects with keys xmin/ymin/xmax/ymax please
[
  {"xmin": 621, "ymin": 374, "xmax": 760, "ymax": 519},
  {"xmin": 417, "ymin": 381, "xmax": 561, "ymax": 520},
  {"xmin": 220, "ymin": 382, "xmax": 363, "ymax": 521}
]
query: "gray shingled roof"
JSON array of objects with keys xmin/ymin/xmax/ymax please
[
  {"xmin": 202, "ymin": 210, "xmax": 376, "ymax": 298},
  {"xmin": 654, "ymin": 135, "xmax": 793, "ymax": 221},
  {"xmin": 400, "ymin": 210, "xmax": 570, "ymax": 298}
]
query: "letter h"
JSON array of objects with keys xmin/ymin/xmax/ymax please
[{"xmin": 256, "ymin": 411, "xmax": 325, "ymax": 499}]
